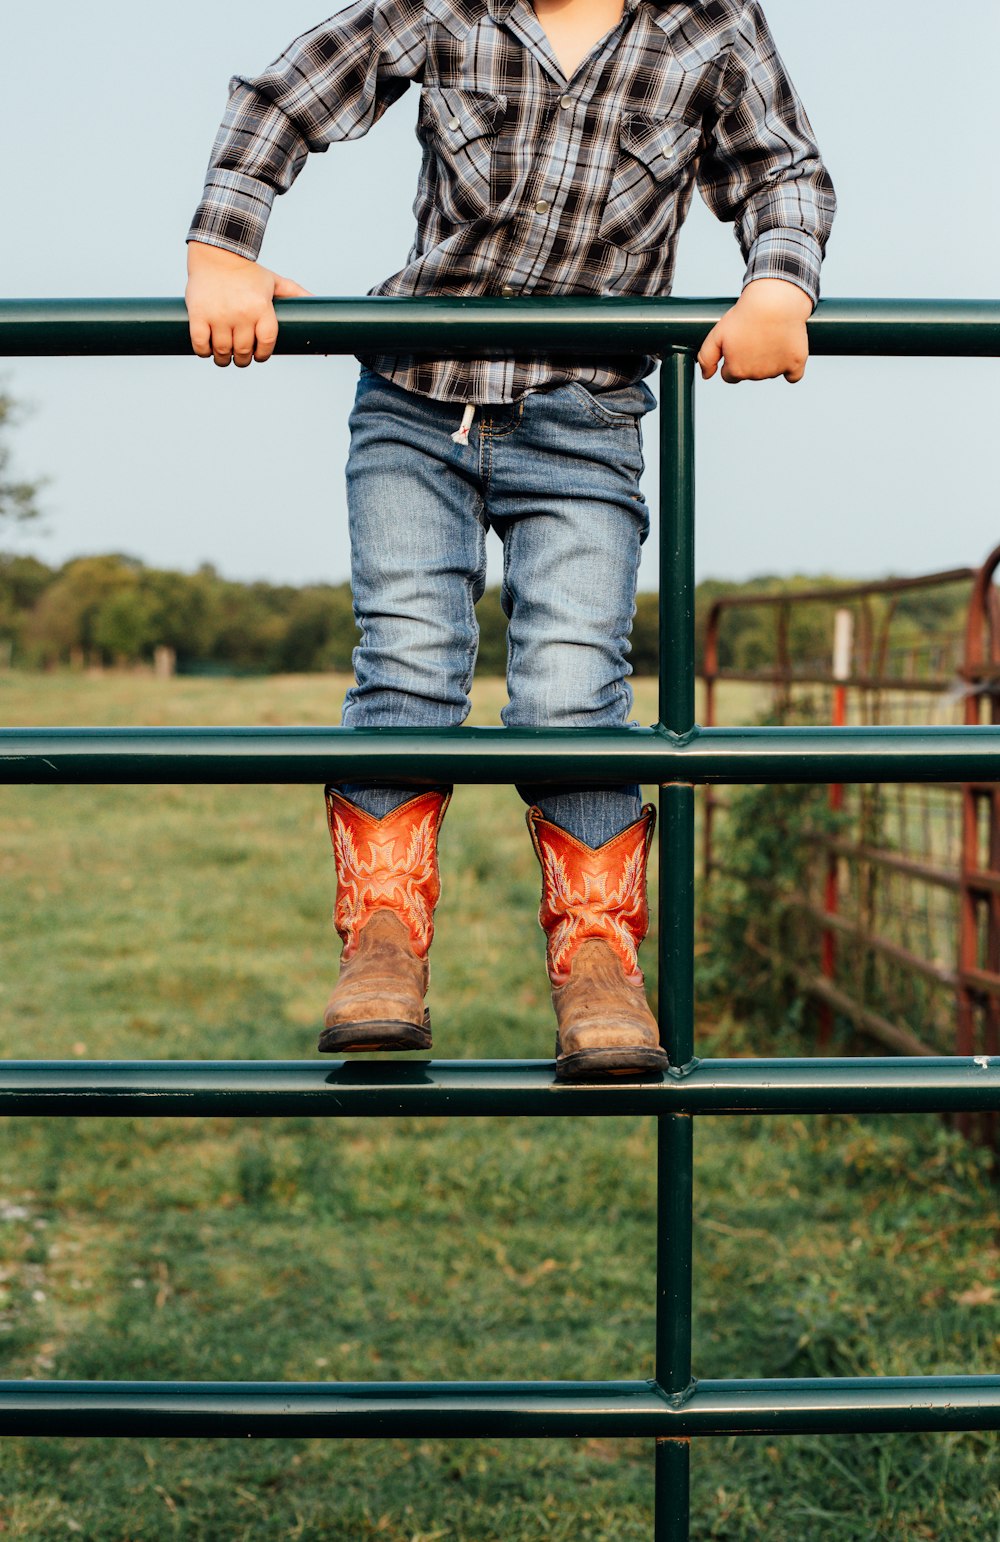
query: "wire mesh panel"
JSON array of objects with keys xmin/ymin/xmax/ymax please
[{"xmin": 702, "ymin": 559, "xmax": 1000, "ymax": 1124}]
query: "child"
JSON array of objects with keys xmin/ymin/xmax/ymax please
[{"xmin": 185, "ymin": 0, "xmax": 835, "ymax": 1081}]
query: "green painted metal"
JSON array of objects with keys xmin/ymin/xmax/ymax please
[
  {"xmin": 659, "ymin": 794, "xmax": 697, "ymax": 1066},
  {"xmin": 3, "ymin": 300, "xmax": 1000, "ymax": 1540},
  {"xmin": 656, "ymin": 349, "xmax": 698, "ymax": 1539},
  {"xmin": 3, "ymin": 722, "xmax": 1000, "ymax": 784},
  {"xmin": 659, "ymin": 351, "xmax": 697, "ymax": 735},
  {"xmin": 1, "ymin": 296, "xmax": 999, "ymax": 358},
  {"xmin": 655, "ymin": 1442, "xmax": 692, "ymax": 1542},
  {"xmin": 0, "ymin": 1057, "xmax": 997, "ymax": 1116},
  {"xmin": 2, "ymin": 1377, "xmax": 999, "ymax": 1438}
]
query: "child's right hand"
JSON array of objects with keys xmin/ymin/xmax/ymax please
[{"xmin": 185, "ymin": 241, "xmax": 313, "ymax": 367}]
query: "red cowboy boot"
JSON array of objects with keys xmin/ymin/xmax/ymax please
[
  {"xmin": 318, "ymin": 787, "xmax": 451, "ymax": 1053},
  {"xmin": 527, "ymin": 803, "xmax": 668, "ymax": 1082}
]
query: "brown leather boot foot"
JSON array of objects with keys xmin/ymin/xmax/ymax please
[
  {"xmin": 318, "ymin": 786, "xmax": 450, "ymax": 1056},
  {"xmin": 527, "ymin": 804, "xmax": 668, "ymax": 1084},
  {"xmin": 317, "ymin": 1013, "xmax": 431, "ymax": 1054},
  {"xmin": 551, "ymin": 939, "xmax": 668, "ymax": 1083},
  {"xmin": 318, "ymin": 911, "xmax": 432, "ymax": 1053},
  {"xmin": 555, "ymin": 1045, "xmax": 668, "ymax": 1082}
]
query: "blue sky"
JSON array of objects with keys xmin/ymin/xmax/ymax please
[{"xmin": 2, "ymin": 0, "xmax": 998, "ymax": 589}]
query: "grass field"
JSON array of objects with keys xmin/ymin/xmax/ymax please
[{"xmin": 0, "ymin": 671, "xmax": 997, "ymax": 1541}]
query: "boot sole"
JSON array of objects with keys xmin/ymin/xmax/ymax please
[
  {"xmin": 554, "ymin": 1043, "xmax": 669, "ymax": 1084},
  {"xmin": 317, "ymin": 1008, "xmax": 432, "ymax": 1055}
]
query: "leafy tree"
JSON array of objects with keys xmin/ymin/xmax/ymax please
[
  {"xmin": 475, "ymin": 587, "xmax": 508, "ymax": 676},
  {"xmin": 276, "ymin": 583, "xmax": 357, "ymax": 673},
  {"xmin": 0, "ymin": 553, "xmax": 52, "ymax": 661},
  {"xmin": 0, "ymin": 388, "xmax": 45, "ymax": 535},
  {"xmin": 210, "ymin": 580, "xmax": 288, "ymax": 671},
  {"xmin": 93, "ymin": 586, "xmax": 159, "ymax": 661},
  {"xmin": 140, "ymin": 566, "xmax": 219, "ymax": 663},
  {"xmin": 1, "ymin": 550, "xmax": 974, "ymax": 679},
  {"xmin": 24, "ymin": 554, "xmax": 142, "ymax": 663}
]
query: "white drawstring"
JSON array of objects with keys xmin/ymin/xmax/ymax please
[{"xmin": 450, "ymin": 402, "xmax": 476, "ymax": 445}]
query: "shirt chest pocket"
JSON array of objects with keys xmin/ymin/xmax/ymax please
[
  {"xmin": 419, "ymin": 85, "xmax": 508, "ymax": 227},
  {"xmin": 597, "ymin": 115, "xmax": 703, "ymax": 255}
]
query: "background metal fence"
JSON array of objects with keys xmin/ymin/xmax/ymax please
[
  {"xmin": 701, "ymin": 551, "xmax": 1000, "ymax": 1151},
  {"xmin": 1, "ymin": 295, "xmax": 1000, "ymax": 1539}
]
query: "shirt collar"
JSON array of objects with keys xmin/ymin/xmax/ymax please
[{"xmin": 486, "ymin": 0, "xmax": 666, "ymax": 23}]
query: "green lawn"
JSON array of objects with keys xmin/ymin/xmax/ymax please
[{"xmin": 0, "ymin": 671, "xmax": 997, "ymax": 1541}]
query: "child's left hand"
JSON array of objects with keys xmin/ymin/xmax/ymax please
[{"xmin": 697, "ymin": 278, "xmax": 813, "ymax": 385}]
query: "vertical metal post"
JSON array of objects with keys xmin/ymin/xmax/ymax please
[
  {"xmin": 658, "ymin": 352, "xmax": 696, "ymax": 735},
  {"xmin": 654, "ymin": 349, "xmax": 696, "ymax": 1541}
]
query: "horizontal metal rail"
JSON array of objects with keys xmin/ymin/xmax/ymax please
[
  {"xmin": 6, "ymin": 296, "xmax": 998, "ymax": 1540},
  {"xmin": 737, "ymin": 878, "xmax": 964, "ymax": 992},
  {"xmin": 706, "ymin": 567, "xmax": 977, "ymax": 611},
  {"xmin": 1, "ymin": 1058, "xmax": 998, "ymax": 1116},
  {"xmin": 745, "ymin": 943, "xmax": 943, "ymax": 1060},
  {"xmin": 787, "ymin": 896, "xmax": 1000, "ymax": 1002},
  {"xmin": 1, "ymin": 297, "xmax": 999, "ymax": 359},
  {"xmin": 2, "ymin": 724, "xmax": 1000, "ymax": 785},
  {"xmin": 2, "ymin": 1377, "xmax": 998, "ymax": 1438},
  {"xmin": 708, "ymin": 669, "xmax": 966, "ymax": 693},
  {"xmin": 810, "ymin": 836, "xmax": 963, "ymax": 892},
  {"xmin": 709, "ymin": 845, "xmax": 991, "ymax": 900}
]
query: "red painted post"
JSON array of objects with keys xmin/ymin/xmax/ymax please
[{"xmin": 961, "ymin": 544, "xmax": 1000, "ymax": 1145}]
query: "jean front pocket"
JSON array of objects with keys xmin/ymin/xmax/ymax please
[
  {"xmin": 597, "ymin": 115, "xmax": 702, "ymax": 254},
  {"xmin": 566, "ymin": 380, "xmax": 656, "ymax": 429},
  {"xmin": 418, "ymin": 85, "xmax": 508, "ymax": 227}
]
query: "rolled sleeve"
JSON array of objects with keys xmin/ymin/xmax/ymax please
[
  {"xmin": 187, "ymin": 162, "xmax": 284, "ymax": 263},
  {"xmin": 743, "ymin": 228, "xmax": 825, "ymax": 308},
  {"xmin": 696, "ymin": 1, "xmax": 836, "ymax": 305}
]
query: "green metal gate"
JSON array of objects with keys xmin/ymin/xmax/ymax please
[{"xmin": 1, "ymin": 295, "xmax": 999, "ymax": 1539}]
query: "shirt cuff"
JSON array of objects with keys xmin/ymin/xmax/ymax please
[
  {"xmin": 743, "ymin": 228, "xmax": 825, "ymax": 311},
  {"xmin": 186, "ymin": 170, "xmax": 277, "ymax": 263}
]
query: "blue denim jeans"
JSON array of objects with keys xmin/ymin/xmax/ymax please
[{"xmin": 338, "ymin": 362, "xmax": 657, "ymax": 847}]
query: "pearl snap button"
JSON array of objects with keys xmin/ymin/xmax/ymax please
[
  {"xmin": 535, "ymin": 199, "xmax": 550, "ymax": 214},
  {"xmin": 447, "ymin": 115, "xmax": 461, "ymax": 129},
  {"xmin": 560, "ymin": 95, "xmax": 573, "ymax": 108}
]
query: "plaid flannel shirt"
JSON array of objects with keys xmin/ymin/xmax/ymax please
[{"xmin": 187, "ymin": 0, "xmax": 836, "ymax": 404}]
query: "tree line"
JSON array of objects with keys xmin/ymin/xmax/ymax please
[
  {"xmin": 0, "ymin": 549, "xmax": 972, "ymax": 677},
  {"xmin": 0, "ymin": 386, "xmax": 972, "ymax": 677}
]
